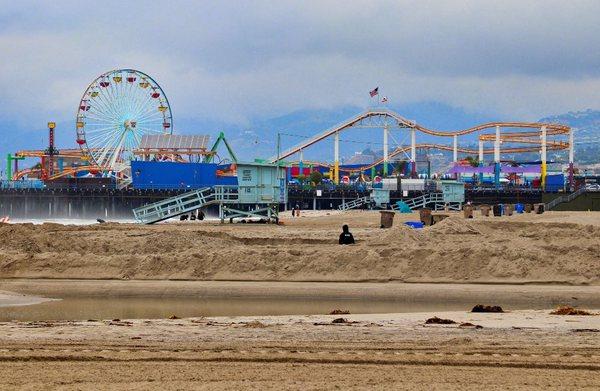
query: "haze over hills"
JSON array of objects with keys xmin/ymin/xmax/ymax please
[{"xmin": 539, "ymin": 110, "xmax": 600, "ymax": 165}]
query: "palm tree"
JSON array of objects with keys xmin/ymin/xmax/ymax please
[{"xmin": 464, "ymin": 156, "xmax": 480, "ymax": 167}]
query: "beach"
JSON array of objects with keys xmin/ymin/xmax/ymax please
[{"xmin": 1, "ymin": 210, "xmax": 600, "ymax": 389}]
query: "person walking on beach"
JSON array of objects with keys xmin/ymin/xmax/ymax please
[{"xmin": 339, "ymin": 224, "xmax": 355, "ymax": 245}]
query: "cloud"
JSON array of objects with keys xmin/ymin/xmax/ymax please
[{"xmin": 0, "ymin": 0, "xmax": 599, "ymax": 131}]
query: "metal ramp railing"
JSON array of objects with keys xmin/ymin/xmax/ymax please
[
  {"xmin": 403, "ymin": 192, "xmax": 444, "ymax": 210},
  {"xmin": 399, "ymin": 192, "xmax": 462, "ymax": 211},
  {"xmin": 545, "ymin": 187, "xmax": 586, "ymax": 211},
  {"xmin": 338, "ymin": 196, "xmax": 370, "ymax": 211},
  {"xmin": 132, "ymin": 186, "xmax": 238, "ymax": 224}
]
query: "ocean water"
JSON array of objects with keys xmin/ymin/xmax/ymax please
[
  {"xmin": 7, "ymin": 218, "xmax": 135, "ymax": 225},
  {"xmin": 6, "ymin": 217, "xmax": 220, "ymax": 225}
]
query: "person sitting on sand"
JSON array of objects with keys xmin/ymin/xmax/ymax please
[{"xmin": 339, "ymin": 224, "xmax": 355, "ymax": 245}]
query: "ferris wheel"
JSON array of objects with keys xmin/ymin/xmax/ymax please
[{"xmin": 76, "ymin": 69, "xmax": 173, "ymax": 172}]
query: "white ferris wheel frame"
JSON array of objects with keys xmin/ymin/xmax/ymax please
[{"xmin": 76, "ymin": 69, "xmax": 173, "ymax": 172}]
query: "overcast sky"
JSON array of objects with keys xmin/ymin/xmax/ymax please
[{"xmin": 1, "ymin": 0, "xmax": 599, "ymax": 128}]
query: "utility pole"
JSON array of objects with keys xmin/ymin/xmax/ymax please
[{"xmin": 276, "ymin": 132, "xmax": 281, "ymax": 164}]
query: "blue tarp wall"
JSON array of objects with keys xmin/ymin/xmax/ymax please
[
  {"xmin": 131, "ymin": 161, "xmax": 237, "ymax": 190},
  {"xmin": 545, "ymin": 174, "xmax": 565, "ymax": 192}
]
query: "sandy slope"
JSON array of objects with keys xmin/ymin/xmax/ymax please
[{"xmin": 1, "ymin": 211, "xmax": 599, "ymax": 284}]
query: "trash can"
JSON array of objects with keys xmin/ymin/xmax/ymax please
[
  {"xmin": 525, "ymin": 204, "xmax": 533, "ymax": 213},
  {"xmin": 379, "ymin": 211, "xmax": 395, "ymax": 228},
  {"xmin": 480, "ymin": 204, "xmax": 491, "ymax": 217},
  {"xmin": 420, "ymin": 208, "xmax": 433, "ymax": 226},
  {"xmin": 504, "ymin": 204, "xmax": 514, "ymax": 216},
  {"xmin": 463, "ymin": 205, "xmax": 474, "ymax": 219},
  {"xmin": 493, "ymin": 204, "xmax": 502, "ymax": 217},
  {"xmin": 534, "ymin": 203, "xmax": 545, "ymax": 214},
  {"xmin": 515, "ymin": 203, "xmax": 524, "ymax": 214}
]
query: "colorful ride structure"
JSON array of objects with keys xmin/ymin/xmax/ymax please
[
  {"xmin": 269, "ymin": 108, "xmax": 573, "ymax": 189},
  {"xmin": 76, "ymin": 69, "xmax": 173, "ymax": 175},
  {"xmin": 7, "ymin": 69, "xmax": 174, "ymax": 183}
]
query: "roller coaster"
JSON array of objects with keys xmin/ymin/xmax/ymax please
[
  {"xmin": 293, "ymin": 142, "xmax": 570, "ymax": 174},
  {"xmin": 10, "ymin": 148, "xmax": 101, "ymax": 180},
  {"xmin": 269, "ymin": 108, "xmax": 573, "ymax": 188}
]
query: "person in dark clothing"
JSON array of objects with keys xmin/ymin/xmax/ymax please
[{"xmin": 339, "ymin": 224, "xmax": 355, "ymax": 245}]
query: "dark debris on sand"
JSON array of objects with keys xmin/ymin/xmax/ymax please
[
  {"xmin": 472, "ymin": 304, "xmax": 504, "ymax": 313},
  {"xmin": 425, "ymin": 316, "xmax": 457, "ymax": 325}
]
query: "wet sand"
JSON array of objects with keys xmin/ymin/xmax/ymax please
[
  {"xmin": 2, "ymin": 279, "xmax": 600, "ymax": 321},
  {"xmin": 1, "ymin": 309, "xmax": 599, "ymax": 389},
  {"xmin": 0, "ymin": 290, "xmax": 55, "ymax": 308}
]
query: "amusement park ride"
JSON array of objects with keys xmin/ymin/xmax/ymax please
[
  {"xmin": 269, "ymin": 108, "xmax": 574, "ymax": 189},
  {"xmin": 8, "ymin": 69, "xmax": 210, "ymax": 183},
  {"xmin": 5, "ymin": 68, "xmax": 574, "ymax": 193}
]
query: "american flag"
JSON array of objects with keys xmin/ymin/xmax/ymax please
[{"xmin": 369, "ymin": 87, "xmax": 379, "ymax": 97}]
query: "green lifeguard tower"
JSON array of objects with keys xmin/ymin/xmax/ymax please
[
  {"xmin": 440, "ymin": 180, "xmax": 465, "ymax": 204},
  {"xmin": 219, "ymin": 162, "xmax": 287, "ymax": 223}
]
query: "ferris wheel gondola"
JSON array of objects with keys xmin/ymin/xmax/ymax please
[{"xmin": 75, "ymin": 69, "xmax": 173, "ymax": 172}]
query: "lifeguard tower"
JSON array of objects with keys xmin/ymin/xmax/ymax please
[{"xmin": 132, "ymin": 162, "xmax": 287, "ymax": 224}]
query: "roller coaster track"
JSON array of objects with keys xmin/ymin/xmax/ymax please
[
  {"xmin": 12, "ymin": 168, "xmax": 41, "ymax": 180},
  {"xmin": 355, "ymin": 143, "xmax": 567, "ymax": 172},
  {"xmin": 13, "ymin": 148, "xmax": 111, "ymax": 180},
  {"xmin": 13, "ymin": 165, "xmax": 104, "ymax": 180},
  {"xmin": 290, "ymin": 142, "xmax": 569, "ymax": 173},
  {"xmin": 47, "ymin": 165, "xmax": 104, "ymax": 180},
  {"xmin": 15, "ymin": 149, "xmax": 89, "ymax": 159},
  {"xmin": 269, "ymin": 108, "xmax": 570, "ymax": 163}
]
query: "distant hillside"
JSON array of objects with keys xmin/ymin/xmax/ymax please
[{"xmin": 539, "ymin": 110, "xmax": 600, "ymax": 164}]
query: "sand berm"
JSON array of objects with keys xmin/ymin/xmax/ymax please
[{"xmin": 1, "ymin": 211, "xmax": 599, "ymax": 284}]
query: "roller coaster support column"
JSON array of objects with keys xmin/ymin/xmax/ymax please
[
  {"xmin": 410, "ymin": 128, "xmax": 417, "ymax": 178},
  {"xmin": 541, "ymin": 125, "xmax": 547, "ymax": 190},
  {"xmin": 453, "ymin": 135, "xmax": 458, "ymax": 163},
  {"xmin": 453, "ymin": 135, "xmax": 458, "ymax": 180},
  {"xmin": 299, "ymin": 149, "xmax": 304, "ymax": 177},
  {"xmin": 334, "ymin": 131, "xmax": 340, "ymax": 184},
  {"xmin": 478, "ymin": 140, "xmax": 484, "ymax": 184},
  {"xmin": 494, "ymin": 125, "xmax": 501, "ymax": 189},
  {"xmin": 568, "ymin": 127, "xmax": 574, "ymax": 190},
  {"xmin": 383, "ymin": 124, "xmax": 389, "ymax": 176}
]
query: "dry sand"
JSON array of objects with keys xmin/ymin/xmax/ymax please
[
  {"xmin": 1, "ymin": 309, "xmax": 599, "ymax": 389},
  {"xmin": 1, "ymin": 210, "xmax": 599, "ymax": 284}
]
